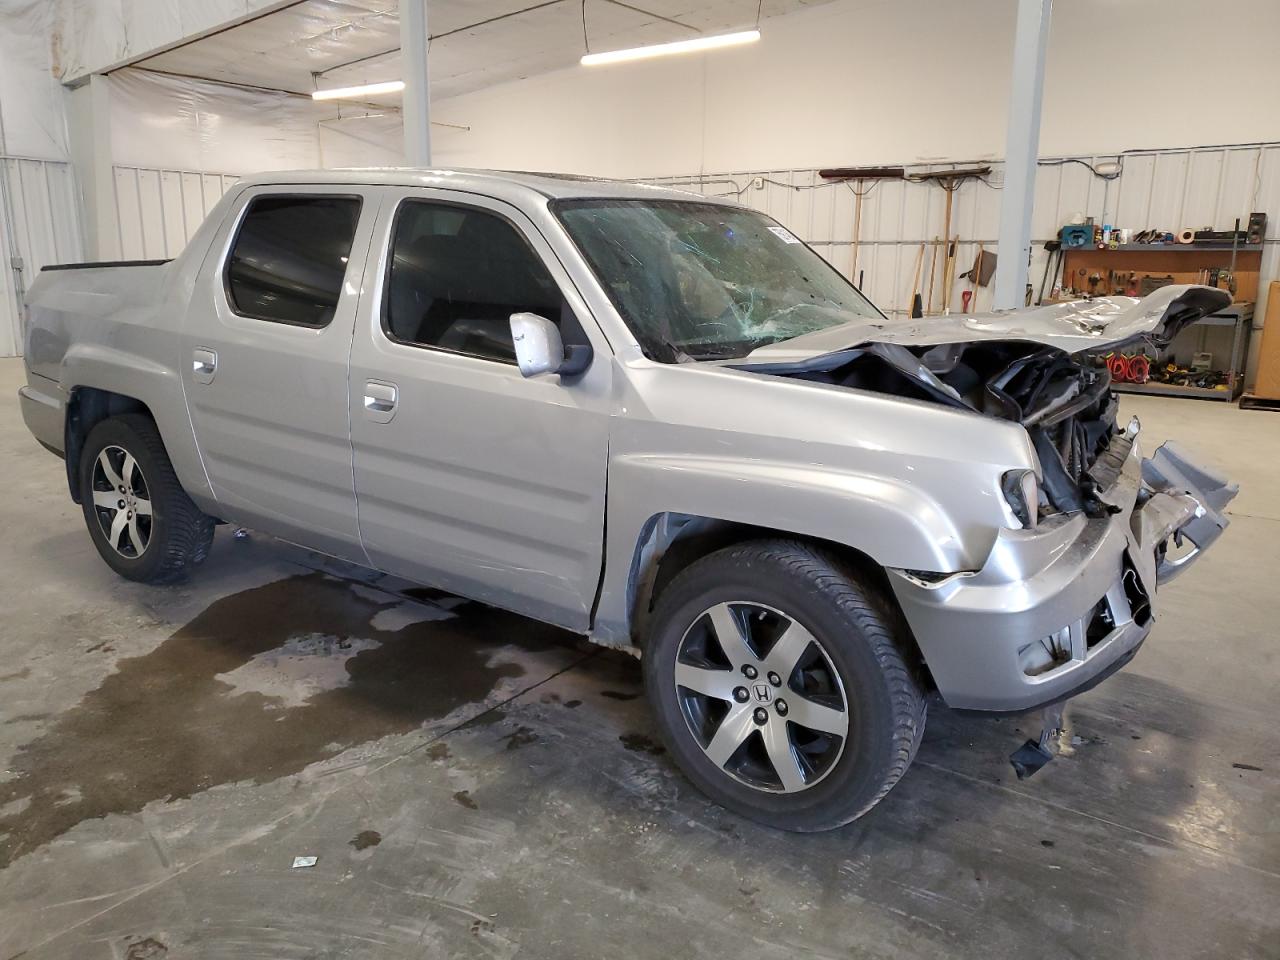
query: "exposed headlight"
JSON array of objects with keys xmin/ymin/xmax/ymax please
[{"xmin": 1001, "ymin": 469, "xmax": 1039, "ymax": 529}]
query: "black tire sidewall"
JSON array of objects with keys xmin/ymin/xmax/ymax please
[
  {"xmin": 644, "ymin": 544, "xmax": 911, "ymax": 831},
  {"xmin": 79, "ymin": 418, "xmax": 175, "ymax": 582}
]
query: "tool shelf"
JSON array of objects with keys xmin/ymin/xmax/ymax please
[{"xmin": 1108, "ymin": 306, "xmax": 1254, "ymax": 403}]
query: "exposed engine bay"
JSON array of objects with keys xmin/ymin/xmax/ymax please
[
  {"xmin": 736, "ymin": 285, "xmax": 1232, "ymax": 518},
  {"xmin": 785, "ymin": 339, "xmax": 1119, "ymax": 517}
]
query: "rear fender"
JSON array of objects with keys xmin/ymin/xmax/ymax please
[{"xmin": 61, "ymin": 344, "xmax": 212, "ymax": 504}]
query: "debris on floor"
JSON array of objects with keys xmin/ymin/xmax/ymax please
[
  {"xmin": 349, "ymin": 830, "xmax": 382, "ymax": 850},
  {"xmin": 291, "ymin": 855, "xmax": 318, "ymax": 869},
  {"xmin": 123, "ymin": 937, "xmax": 168, "ymax": 960}
]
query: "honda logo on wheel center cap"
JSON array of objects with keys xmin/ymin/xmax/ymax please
[{"xmin": 752, "ymin": 683, "xmax": 772, "ymax": 704}]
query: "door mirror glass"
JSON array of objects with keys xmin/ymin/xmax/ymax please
[{"xmin": 510, "ymin": 312, "xmax": 564, "ymax": 377}]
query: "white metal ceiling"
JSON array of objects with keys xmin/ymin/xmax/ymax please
[{"xmin": 134, "ymin": 0, "xmax": 831, "ymax": 101}]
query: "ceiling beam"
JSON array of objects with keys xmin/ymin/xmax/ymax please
[{"xmin": 126, "ymin": 66, "xmax": 395, "ymax": 112}]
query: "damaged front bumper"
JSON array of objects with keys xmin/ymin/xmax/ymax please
[{"xmin": 887, "ymin": 421, "xmax": 1237, "ymax": 713}]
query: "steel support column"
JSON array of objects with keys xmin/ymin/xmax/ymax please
[
  {"xmin": 993, "ymin": 0, "xmax": 1052, "ymax": 309},
  {"xmin": 401, "ymin": 0, "xmax": 432, "ymax": 166},
  {"xmin": 66, "ymin": 75, "xmax": 119, "ymax": 261}
]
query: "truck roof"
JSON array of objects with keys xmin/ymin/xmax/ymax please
[{"xmin": 231, "ymin": 167, "xmax": 731, "ymax": 205}]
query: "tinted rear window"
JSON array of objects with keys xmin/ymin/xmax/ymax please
[{"xmin": 225, "ymin": 195, "xmax": 361, "ymax": 327}]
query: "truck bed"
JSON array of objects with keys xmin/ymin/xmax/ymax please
[{"xmin": 23, "ymin": 260, "xmax": 175, "ymax": 386}]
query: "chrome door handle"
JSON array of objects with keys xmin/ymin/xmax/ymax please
[
  {"xmin": 363, "ymin": 380, "xmax": 398, "ymax": 423},
  {"xmin": 192, "ymin": 348, "xmax": 217, "ymax": 384}
]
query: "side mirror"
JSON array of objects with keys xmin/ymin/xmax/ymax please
[{"xmin": 509, "ymin": 312, "xmax": 592, "ymax": 378}]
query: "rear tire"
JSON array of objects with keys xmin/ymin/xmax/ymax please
[
  {"xmin": 643, "ymin": 539, "xmax": 925, "ymax": 832},
  {"xmin": 79, "ymin": 414, "xmax": 215, "ymax": 584}
]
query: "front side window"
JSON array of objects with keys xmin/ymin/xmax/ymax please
[
  {"xmin": 384, "ymin": 201, "xmax": 564, "ymax": 363},
  {"xmin": 554, "ymin": 199, "xmax": 882, "ymax": 362},
  {"xmin": 225, "ymin": 195, "xmax": 361, "ymax": 327}
]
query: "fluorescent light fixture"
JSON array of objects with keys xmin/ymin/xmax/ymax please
[
  {"xmin": 581, "ymin": 29, "xmax": 760, "ymax": 66},
  {"xmin": 311, "ymin": 80, "xmax": 405, "ymax": 101}
]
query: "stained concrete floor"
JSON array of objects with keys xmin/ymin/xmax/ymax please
[{"xmin": 0, "ymin": 355, "xmax": 1277, "ymax": 960}]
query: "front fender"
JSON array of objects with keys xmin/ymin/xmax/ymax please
[{"xmin": 590, "ymin": 451, "xmax": 974, "ymax": 648}]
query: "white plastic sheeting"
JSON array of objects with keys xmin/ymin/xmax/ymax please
[
  {"xmin": 109, "ymin": 69, "xmax": 322, "ymax": 172},
  {"xmin": 59, "ymin": 0, "xmax": 806, "ymax": 101},
  {"xmin": 108, "ymin": 68, "xmax": 403, "ymax": 172},
  {"xmin": 51, "ymin": 0, "xmax": 284, "ymax": 84},
  {"xmin": 0, "ymin": 0, "xmax": 71, "ymax": 161}
]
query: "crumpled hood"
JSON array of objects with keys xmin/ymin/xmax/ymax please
[
  {"xmin": 739, "ymin": 285, "xmax": 1231, "ymax": 363},
  {"xmin": 726, "ymin": 285, "xmax": 1232, "ymax": 520}
]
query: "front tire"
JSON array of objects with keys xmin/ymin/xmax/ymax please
[
  {"xmin": 79, "ymin": 414, "xmax": 215, "ymax": 584},
  {"xmin": 643, "ymin": 539, "xmax": 925, "ymax": 832}
]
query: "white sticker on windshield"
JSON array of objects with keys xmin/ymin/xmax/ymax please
[{"xmin": 767, "ymin": 226, "xmax": 801, "ymax": 244}]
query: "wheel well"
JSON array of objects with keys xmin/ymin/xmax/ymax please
[
  {"xmin": 629, "ymin": 514, "xmax": 891, "ymax": 636},
  {"xmin": 64, "ymin": 387, "xmax": 154, "ymax": 502},
  {"xmin": 626, "ymin": 513, "xmax": 933, "ymax": 689}
]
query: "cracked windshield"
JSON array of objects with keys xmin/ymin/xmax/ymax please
[{"xmin": 555, "ymin": 199, "xmax": 881, "ymax": 362}]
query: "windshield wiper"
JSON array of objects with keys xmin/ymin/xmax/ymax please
[
  {"xmin": 678, "ymin": 341, "xmax": 759, "ymax": 361},
  {"xmin": 680, "ymin": 349, "xmax": 747, "ymax": 361}
]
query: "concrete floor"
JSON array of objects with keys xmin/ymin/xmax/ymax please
[{"xmin": 0, "ymin": 355, "xmax": 1277, "ymax": 960}]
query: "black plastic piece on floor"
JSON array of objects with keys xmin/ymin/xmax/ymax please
[{"xmin": 1010, "ymin": 739, "xmax": 1056, "ymax": 779}]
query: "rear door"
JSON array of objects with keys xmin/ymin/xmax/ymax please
[
  {"xmin": 348, "ymin": 189, "xmax": 612, "ymax": 631},
  {"xmin": 182, "ymin": 185, "xmax": 378, "ymax": 560}
]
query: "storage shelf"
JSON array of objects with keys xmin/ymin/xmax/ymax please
[
  {"xmin": 1192, "ymin": 308, "xmax": 1253, "ymax": 327},
  {"xmin": 1111, "ymin": 380, "xmax": 1237, "ymax": 401},
  {"xmin": 1070, "ymin": 243, "xmax": 1265, "ymax": 253}
]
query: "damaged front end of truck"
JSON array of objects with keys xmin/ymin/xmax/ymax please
[
  {"xmin": 739, "ymin": 285, "xmax": 1239, "ymax": 776},
  {"xmin": 741, "ymin": 285, "xmax": 1232, "ymax": 524}
]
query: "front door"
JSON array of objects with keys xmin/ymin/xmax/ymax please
[
  {"xmin": 348, "ymin": 190, "xmax": 611, "ymax": 631},
  {"xmin": 181, "ymin": 185, "xmax": 378, "ymax": 560}
]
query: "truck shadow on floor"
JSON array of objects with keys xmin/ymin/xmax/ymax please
[{"xmin": 0, "ymin": 571, "xmax": 580, "ymax": 869}]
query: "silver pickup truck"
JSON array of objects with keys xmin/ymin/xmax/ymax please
[{"xmin": 19, "ymin": 169, "xmax": 1236, "ymax": 831}]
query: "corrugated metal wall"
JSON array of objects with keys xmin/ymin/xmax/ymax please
[
  {"xmin": 111, "ymin": 166, "xmax": 239, "ymax": 260},
  {"xmin": 0, "ymin": 157, "xmax": 82, "ymax": 357},
  {"xmin": 650, "ymin": 144, "xmax": 1278, "ymax": 374}
]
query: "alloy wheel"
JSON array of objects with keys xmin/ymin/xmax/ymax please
[
  {"xmin": 89, "ymin": 444, "xmax": 153, "ymax": 558},
  {"xmin": 673, "ymin": 601, "xmax": 849, "ymax": 793}
]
